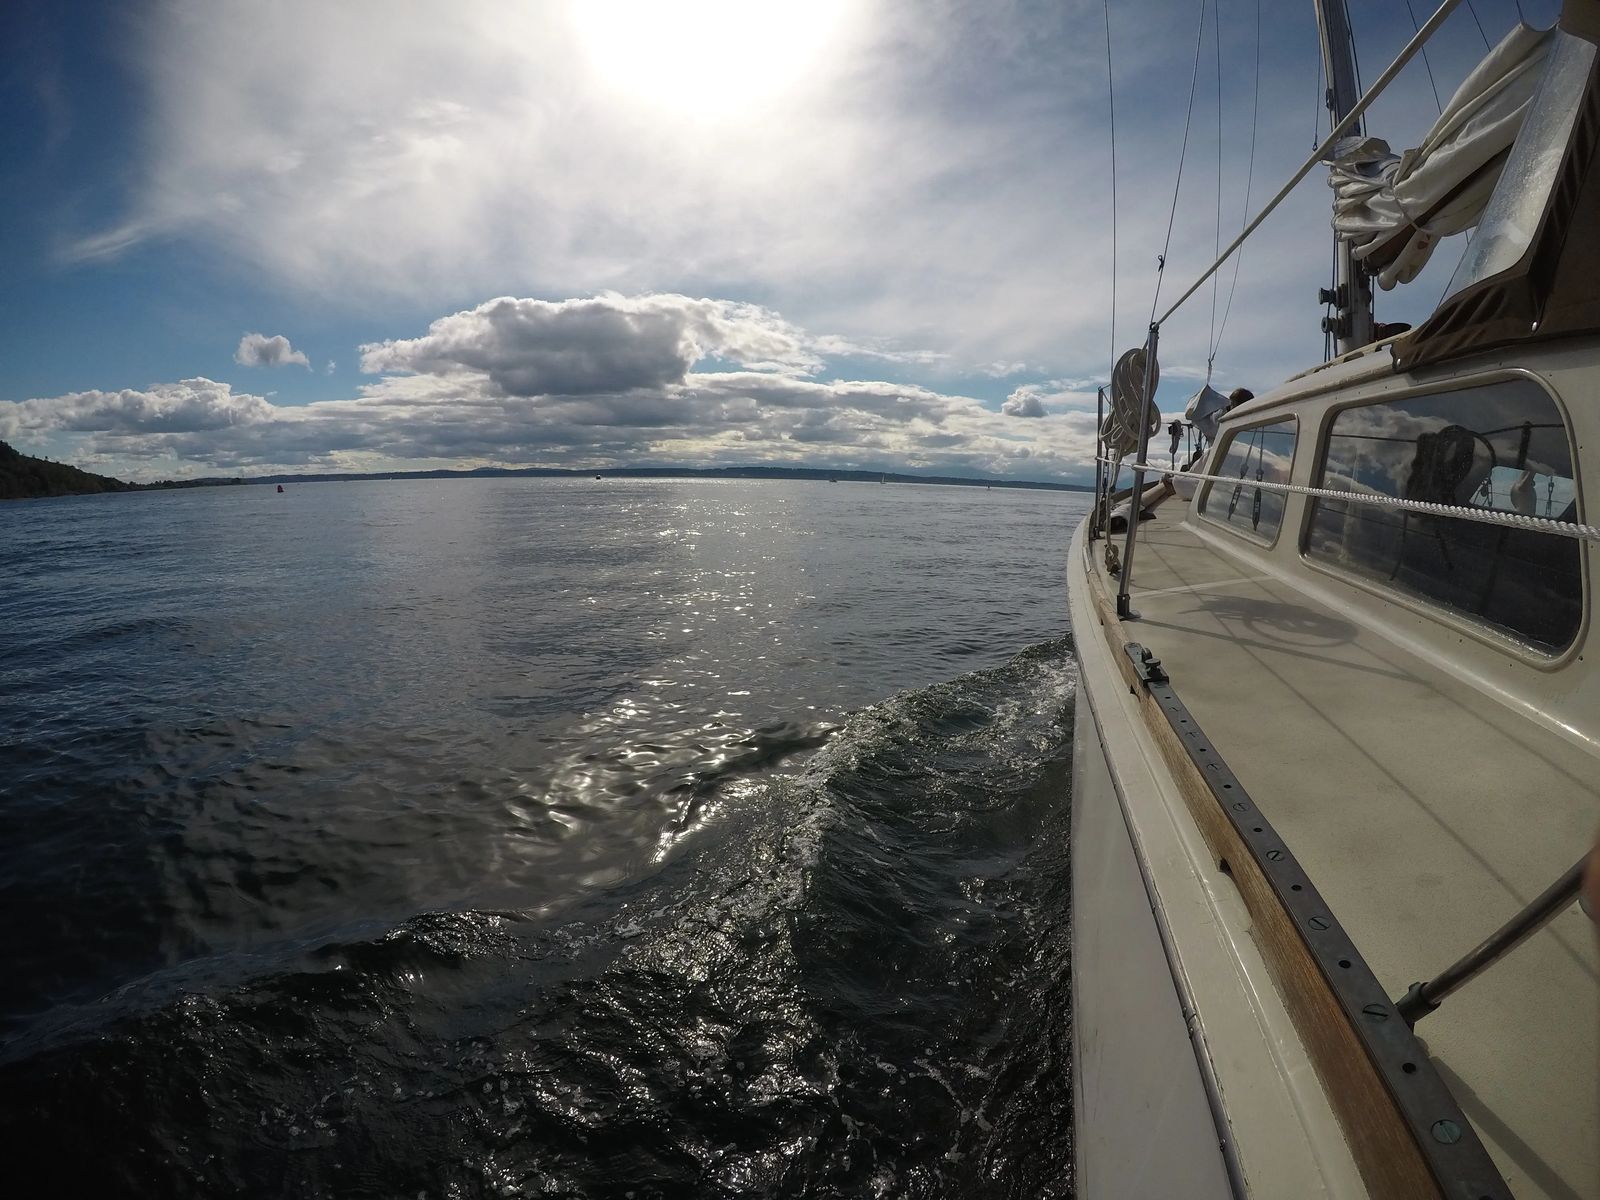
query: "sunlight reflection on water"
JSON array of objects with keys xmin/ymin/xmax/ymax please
[
  {"xmin": 0, "ymin": 476, "xmax": 1088, "ymax": 1030},
  {"xmin": 1, "ymin": 478, "xmax": 1087, "ymax": 1196}
]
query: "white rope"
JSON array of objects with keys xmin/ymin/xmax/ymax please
[{"xmin": 1096, "ymin": 457, "xmax": 1600, "ymax": 542}]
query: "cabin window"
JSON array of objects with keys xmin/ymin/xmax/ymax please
[
  {"xmin": 1199, "ymin": 419, "xmax": 1297, "ymax": 543},
  {"xmin": 1305, "ymin": 380, "xmax": 1582, "ymax": 653}
]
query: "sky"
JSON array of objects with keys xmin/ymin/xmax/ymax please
[{"xmin": 0, "ymin": 0, "xmax": 1562, "ymax": 484}]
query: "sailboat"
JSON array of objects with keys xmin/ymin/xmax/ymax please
[{"xmin": 1069, "ymin": 2, "xmax": 1600, "ymax": 1197}]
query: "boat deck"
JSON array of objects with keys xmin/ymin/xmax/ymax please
[{"xmin": 1088, "ymin": 502, "xmax": 1599, "ymax": 1199}]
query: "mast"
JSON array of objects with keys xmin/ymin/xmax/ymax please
[{"xmin": 1313, "ymin": 0, "xmax": 1375, "ymax": 355}]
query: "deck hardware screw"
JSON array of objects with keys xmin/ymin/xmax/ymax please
[
  {"xmin": 1431, "ymin": 1119, "xmax": 1462, "ymax": 1145},
  {"xmin": 1308, "ymin": 916, "xmax": 1329, "ymax": 930},
  {"xmin": 1266, "ymin": 849, "xmax": 1283, "ymax": 861},
  {"xmin": 1361, "ymin": 1004, "xmax": 1387, "ymax": 1021},
  {"xmin": 1232, "ymin": 802, "xmax": 1247, "ymax": 812}
]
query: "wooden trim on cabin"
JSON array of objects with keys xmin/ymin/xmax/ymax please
[{"xmin": 1083, "ymin": 550, "xmax": 1445, "ymax": 1200}]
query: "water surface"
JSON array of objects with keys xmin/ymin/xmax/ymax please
[{"xmin": 0, "ymin": 477, "xmax": 1086, "ymax": 1197}]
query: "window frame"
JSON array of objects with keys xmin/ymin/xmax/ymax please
[
  {"xmin": 1296, "ymin": 367, "xmax": 1588, "ymax": 666},
  {"xmin": 1196, "ymin": 415, "xmax": 1300, "ymax": 548}
]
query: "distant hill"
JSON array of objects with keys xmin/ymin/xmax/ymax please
[
  {"xmin": 0, "ymin": 441, "xmax": 1092, "ymax": 500},
  {"xmin": 0, "ymin": 439, "xmax": 136, "ymax": 500},
  {"xmin": 253, "ymin": 464, "xmax": 1095, "ymax": 492},
  {"xmin": 0, "ymin": 441, "xmax": 246, "ymax": 501}
]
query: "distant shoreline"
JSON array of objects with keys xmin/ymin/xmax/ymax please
[
  {"xmin": 4, "ymin": 439, "xmax": 1096, "ymax": 500},
  {"xmin": 243, "ymin": 465, "xmax": 1094, "ymax": 493}
]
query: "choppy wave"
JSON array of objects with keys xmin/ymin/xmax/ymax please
[{"xmin": 0, "ymin": 637, "xmax": 1077, "ymax": 1199}]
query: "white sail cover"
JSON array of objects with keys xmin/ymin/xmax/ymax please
[
  {"xmin": 1329, "ymin": 24, "xmax": 1556, "ymax": 290},
  {"xmin": 1183, "ymin": 384, "xmax": 1228, "ymax": 444}
]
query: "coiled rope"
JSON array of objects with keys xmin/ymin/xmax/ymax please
[{"xmin": 1096, "ymin": 457, "xmax": 1600, "ymax": 542}]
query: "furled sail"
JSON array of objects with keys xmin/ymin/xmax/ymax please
[{"xmin": 1328, "ymin": 24, "xmax": 1556, "ymax": 290}]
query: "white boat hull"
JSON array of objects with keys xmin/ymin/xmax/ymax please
[
  {"xmin": 1065, "ymin": 516, "xmax": 1374, "ymax": 1198},
  {"xmin": 1069, "ymin": 679, "xmax": 1233, "ymax": 1198}
]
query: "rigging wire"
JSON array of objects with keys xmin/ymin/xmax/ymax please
[
  {"xmin": 1342, "ymin": 0, "xmax": 1364, "ymax": 94},
  {"xmin": 1464, "ymin": 0, "xmax": 1493, "ymax": 48},
  {"xmin": 1103, "ymin": 0, "xmax": 1119, "ymax": 372},
  {"xmin": 1512, "ymin": 0, "xmax": 1527, "ymax": 24},
  {"xmin": 1440, "ymin": 228, "xmax": 1474, "ymax": 306},
  {"xmin": 1212, "ymin": 0, "xmax": 1261, "ymax": 370},
  {"xmin": 1149, "ymin": 0, "xmax": 1209, "ymax": 326},
  {"xmin": 1311, "ymin": 40, "xmax": 1324, "ymax": 150},
  {"xmin": 1154, "ymin": 0, "xmax": 1471, "ymax": 332},
  {"xmin": 1405, "ymin": 0, "xmax": 1445, "ymax": 112},
  {"xmin": 1207, "ymin": 0, "xmax": 1223, "ymax": 378}
]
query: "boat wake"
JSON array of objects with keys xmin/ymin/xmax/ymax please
[{"xmin": 0, "ymin": 638, "xmax": 1078, "ymax": 1198}]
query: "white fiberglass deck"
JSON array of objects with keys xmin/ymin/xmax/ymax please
[{"xmin": 1090, "ymin": 503, "xmax": 1599, "ymax": 1199}]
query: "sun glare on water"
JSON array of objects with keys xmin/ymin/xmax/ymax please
[{"xmin": 571, "ymin": 0, "xmax": 851, "ymax": 118}]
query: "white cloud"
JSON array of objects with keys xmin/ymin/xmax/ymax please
[
  {"xmin": 1001, "ymin": 389, "xmax": 1046, "ymax": 419},
  {"xmin": 58, "ymin": 0, "xmax": 1286, "ymax": 379},
  {"xmin": 61, "ymin": 219, "xmax": 153, "ymax": 264},
  {"xmin": 0, "ymin": 378, "xmax": 276, "ymax": 440},
  {"xmin": 6, "ymin": 294, "xmax": 1104, "ymax": 483},
  {"xmin": 808, "ymin": 334, "xmax": 949, "ymax": 368},
  {"xmin": 359, "ymin": 294, "xmax": 819, "ymax": 396},
  {"xmin": 45, "ymin": 0, "xmax": 1540, "ymax": 420},
  {"xmin": 235, "ymin": 333, "xmax": 310, "ymax": 369},
  {"xmin": 999, "ymin": 379, "xmax": 1102, "ymax": 419}
]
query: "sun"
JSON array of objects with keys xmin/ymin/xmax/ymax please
[{"xmin": 571, "ymin": 0, "xmax": 851, "ymax": 119}]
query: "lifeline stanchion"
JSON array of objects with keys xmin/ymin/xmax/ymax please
[
  {"xmin": 1092, "ymin": 386, "xmax": 1106, "ymax": 541},
  {"xmin": 1396, "ymin": 858, "xmax": 1587, "ymax": 1027}
]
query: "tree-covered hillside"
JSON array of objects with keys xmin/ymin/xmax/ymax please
[{"xmin": 0, "ymin": 440, "xmax": 135, "ymax": 500}]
